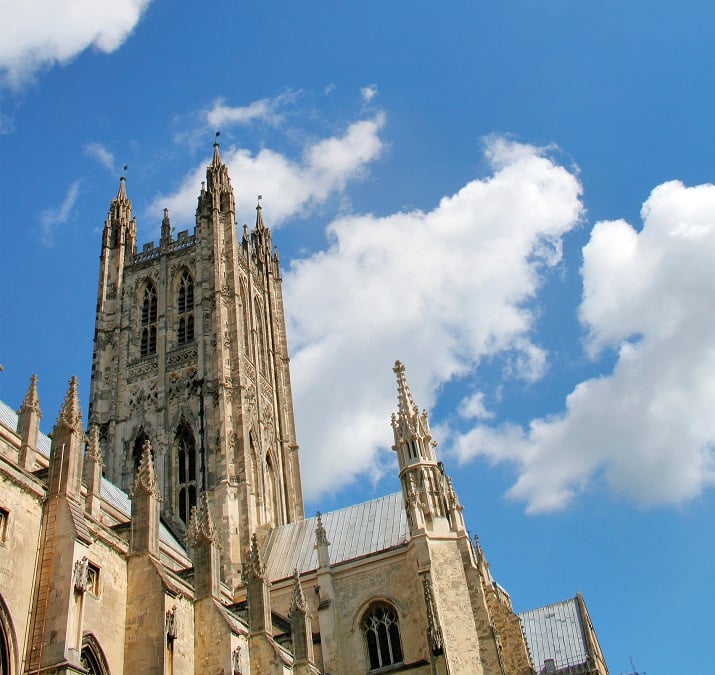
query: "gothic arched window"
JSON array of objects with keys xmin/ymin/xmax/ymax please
[
  {"xmin": 0, "ymin": 594, "xmax": 16, "ymax": 675},
  {"xmin": 177, "ymin": 270, "xmax": 194, "ymax": 345},
  {"xmin": 362, "ymin": 602, "xmax": 403, "ymax": 671},
  {"xmin": 240, "ymin": 283, "xmax": 251, "ymax": 359},
  {"xmin": 175, "ymin": 424, "xmax": 197, "ymax": 525},
  {"xmin": 140, "ymin": 281, "xmax": 158, "ymax": 357},
  {"xmin": 80, "ymin": 634, "xmax": 110, "ymax": 675}
]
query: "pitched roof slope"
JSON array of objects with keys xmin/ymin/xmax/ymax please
[{"xmin": 265, "ymin": 491, "xmax": 408, "ymax": 582}]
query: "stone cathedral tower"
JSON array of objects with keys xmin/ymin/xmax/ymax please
[{"xmin": 89, "ymin": 142, "xmax": 304, "ymax": 586}]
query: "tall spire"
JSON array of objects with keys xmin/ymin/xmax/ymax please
[
  {"xmin": 394, "ymin": 360, "xmax": 418, "ymax": 421},
  {"xmin": 17, "ymin": 374, "xmax": 42, "ymax": 470}
]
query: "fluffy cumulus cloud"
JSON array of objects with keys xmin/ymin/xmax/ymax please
[
  {"xmin": 149, "ymin": 113, "xmax": 386, "ymax": 226},
  {"xmin": 0, "ymin": 0, "xmax": 151, "ymax": 86},
  {"xmin": 454, "ymin": 180, "xmax": 715, "ymax": 513},
  {"xmin": 205, "ymin": 91, "xmax": 299, "ymax": 129},
  {"xmin": 285, "ymin": 138, "xmax": 583, "ymax": 499}
]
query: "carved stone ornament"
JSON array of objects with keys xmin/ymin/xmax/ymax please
[
  {"xmin": 422, "ymin": 575, "xmax": 444, "ymax": 654},
  {"xmin": 241, "ymin": 533, "xmax": 266, "ymax": 583},
  {"xmin": 73, "ymin": 556, "xmax": 90, "ymax": 594},
  {"xmin": 232, "ymin": 645, "xmax": 242, "ymax": 675},
  {"xmin": 166, "ymin": 604, "xmax": 178, "ymax": 642},
  {"xmin": 289, "ymin": 568, "xmax": 307, "ymax": 617}
]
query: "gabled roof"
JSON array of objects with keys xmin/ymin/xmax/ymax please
[{"xmin": 265, "ymin": 491, "xmax": 408, "ymax": 582}]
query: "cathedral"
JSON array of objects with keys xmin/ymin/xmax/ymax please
[{"xmin": 0, "ymin": 143, "xmax": 609, "ymax": 674}]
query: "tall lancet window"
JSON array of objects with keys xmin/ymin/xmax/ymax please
[
  {"xmin": 177, "ymin": 270, "xmax": 194, "ymax": 345},
  {"xmin": 140, "ymin": 281, "xmax": 158, "ymax": 357},
  {"xmin": 175, "ymin": 424, "xmax": 197, "ymax": 525}
]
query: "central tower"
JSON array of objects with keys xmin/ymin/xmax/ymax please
[{"xmin": 89, "ymin": 142, "xmax": 304, "ymax": 586}]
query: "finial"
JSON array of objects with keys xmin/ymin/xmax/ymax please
[
  {"xmin": 212, "ymin": 132, "xmax": 221, "ymax": 165},
  {"xmin": 257, "ymin": 194, "xmax": 263, "ymax": 210},
  {"xmin": 57, "ymin": 376, "xmax": 82, "ymax": 433},
  {"xmin": 19, "ymin": 374, "xmax": 42, "ymax": 416},
  {"xmin": 242, "ymin": 532, "xmax": 266, "ymax": 582}
]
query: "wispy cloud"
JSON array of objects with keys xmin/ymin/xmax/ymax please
[
  {"xmin": 84, "ymin": 142, "xmax": 116, "ymax": 172},
  {"xmin": 39, "ymin": 180, "xmax": 81, "ymax": 247},
  {"xmin": 0, "ymin": 0, "xmax": 152, "ymax": 87},
  {"xmin": 361, "ymin": 84, "xmax": 378, "ymax": 103},
  {"xmin": 205, "ymin": 90, "xmax": 300, "ymax": 130}
]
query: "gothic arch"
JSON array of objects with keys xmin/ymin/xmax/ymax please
[
  {"xmin": 138, "ymin": 278, "xmax": 158, "ymax": 357},
  {"xmin": 174, "ymin": 267, "xmax": 195, "ymax": 346},
  {"xmin": 173, "ymin": 421, "xmax": 197, "ymax": 525},
  {"xmin": 80, "ymin": 633, "xmax": 110, "ymax": 675},
  {"xmin": 130, "ymin": 427, "xmax": 152, "ymax": 471},
  {"xmin": 264, "ymin": 449, "xmax": 278, "ymax": 526},
  {"xmin": 0, "ymin": 593, "xmax": 18, "ymax": 675}
]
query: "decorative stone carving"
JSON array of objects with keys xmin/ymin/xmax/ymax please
[
  {"xmin": 422, "ymin": 575, "xmax": 444, "ymax": 654},
  {"xmin": 73, "ymin": 556, "xmax": 90, "ymax": 593},
  {"xmin": 166, "ymin": 604, "xmax": 177, "ymax": 642},
  {"xmin": 232, "ymin": 645, "xmax": 242, "ymax": 675}
]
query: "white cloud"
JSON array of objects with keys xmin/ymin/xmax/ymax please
[
  {"xmin": 454, "ymin": 180, "xmax": 715, "ymax": 513},
  {"xmin": 39, "ymin": 180, "xmax": 81, "ymax": 246},
  {"xmin": 0, "ymin": 0, "xmax": 151, "ymax": 86},
  {"xmin": 149, "ymin": 113, "xmax": 386, "ymax": 227},
  {"xmin": 84, "ymin": 142, "xmax": 116, "ymax": 172},
  {"xmin": 285, "ymin": 138, "xmax": 583, "ymax": 500},
  {"xmin": 361, "ymin": 84, "xmax": 378, "ymax": 103},
  {"xmin": 205, "ymin": 92, "xmax": 298, "ymax": 129}
]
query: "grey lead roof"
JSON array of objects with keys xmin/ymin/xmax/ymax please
[
  {"xmin": 519, "ymin": 597, "xmax": 588, "ymax": 672},
  {"xmin": 264, "ymin": 491, "xmax": 408, "ymax": 582}
]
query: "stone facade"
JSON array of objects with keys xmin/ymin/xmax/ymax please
[{"xmin": 0, "ymin": 146, "xmax": 609, "ymax": 674}]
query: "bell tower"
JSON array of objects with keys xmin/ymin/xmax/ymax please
[{"xmin": 89, "ymin": 142, "xmax": 304, "ymax": 587}]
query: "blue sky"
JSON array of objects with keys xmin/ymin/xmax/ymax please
[{"xmin": 2, "ymin": 2, "xmax": 714, "ymax": 672}]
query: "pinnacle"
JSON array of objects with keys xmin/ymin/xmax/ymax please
[
  {"xmin": 116, "ymin": 175, "xmax": 128, "ymax": 201},
  {"xmin": 134, "ymin": 438, "xmax": 160, "ymax": 497},
  {"xmin": 290, "ymin": 568, "xmax": 307, "ymax": 615},
  {"xmin": 19, "ymin": 374, "xmax": 42, "ymax": 416},
  {"xmin": 56, "ymin": 376, "xmax": 82, "ymax": 433},
  {"xmin": 212, "ymin": 139, "xmax": 221, "ymax": 166}
]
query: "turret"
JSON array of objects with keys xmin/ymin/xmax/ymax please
[{"xmin": 391, "ymin": 361, "xmax": 465, "ymax": 535}]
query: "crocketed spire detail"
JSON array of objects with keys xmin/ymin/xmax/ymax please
[
  {"xmin": 85, "ymin": 424, "xmax": 104, "ymax": 466},
  {"xmin": 242, "ymin": 533, "xmax": 266, "ymax": 582},
  {"xmin": 133, "ymin": 439, "xmax": 161, "ymax": 498},
  {"xmin": 186, "ymin": 491, "xmax": 219, "ymax": 548},
  {"xmin": 315, "ymin": 511, "xmax": 329, "ymax": 547},
  {"xmin": 19, "ymin": 373, "xmax": 42, "ymax": 416},
  {"xmin": 289, "ymin": 568, "xmax": 308, "ymax": 617},
  {"xmin": 56, "ymin": 376, "xmax": 83, "ymax": 434}
]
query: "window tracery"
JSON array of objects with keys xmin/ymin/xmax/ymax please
[
  {"xmin": 177, "ymin": 270, "xmax": 194, "ymax": 345},
  {"xmin": 362, "ymin": 602, "xmax": 403, "ymax": 671},
  {"xmin": 175, "ymin": 423, "xmax": 197, "ymax": 525}
]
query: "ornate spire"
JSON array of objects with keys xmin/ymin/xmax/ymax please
[
  {"xmin": 212, "ymin": 136, "xmax": 221, "ymax": 166},
  {"xmin": 132, "ymin": 439, "xmax": 161, "ymax": 498},
  {"xmin": 19, "ymin": 373, "xmax": 41, "ymax": 417},
  {"xmin": 56, "ymin": 376, "xmax": 83, "ymax": 434},
  {"xmin": 85, "ymin": 424, "xmax": 104, "ymax": 466},
  {"xmin": 161, "ymin": 207, "xmax": 172, "ymax": 244},
  {"xmin": 391, "ymin": 361, "xmax": 434, "ymax": 457},
  {"xmin": 289, "ymin": 568, "xmax": 308, "ymax": 617}
]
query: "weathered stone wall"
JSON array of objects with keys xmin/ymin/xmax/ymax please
[{"xmin": 0, "ymin": 462, "xmax": 43, "ymax": 672}]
